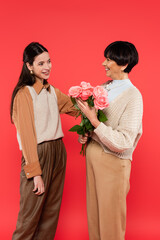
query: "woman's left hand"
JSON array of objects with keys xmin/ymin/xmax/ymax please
[
  {"xmin": 78, "ymin": 133, "xmax": 88, "ymax": 144},
  {"xmin": 33, "ymin": 175, "xmax": 45, "ymax": 196},
  {"xmin": 76, "ymin": 99, "xmax": 100, "ymax": 128}
]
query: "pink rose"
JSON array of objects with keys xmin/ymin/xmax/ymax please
[
  {"xmin": 80, "ymin": 81, "xmax": 93, "ymax": 90},
  {"xmin": 94, "ymin": 95, "xmax": 109, "ymax": 110},
  {"xmin": 68, "ymin": 86, "xmax": 82, "ymax": 98},
  {"xmin": 80, "ymin": 90, "xmax": 92, "ymax": 100},
  {"xmin": 93, "ymin": 86, "xmax": 109, "ymax": 109},
  {"xmin": 80, "ymin": 81, "xmax": 93, "ymax": 100},
  {"xmin": 93, "ymin": 86, "xmax": 108, "ymax": 99}
]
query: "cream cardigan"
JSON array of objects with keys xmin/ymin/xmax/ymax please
[{"xmin": 92, "ymin": 86, "xmax": 143, "ymax": 160}]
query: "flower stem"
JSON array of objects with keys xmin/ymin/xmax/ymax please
[{"xmin": 80, "ymin": 143, "xmax": 87, "ymax": 156}]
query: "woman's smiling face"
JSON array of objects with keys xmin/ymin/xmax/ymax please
[
  {"xmin": 28, "ymin": 51, "xmax": 52, "ymax": 82},
  {"xmin": 102, "ymin": 58, "xmax": 127, "ymax": 80}
]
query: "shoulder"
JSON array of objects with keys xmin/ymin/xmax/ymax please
[
  {"xmin": 129, "ymin": 85, "xmax": 142, "ymax": 96},
  {"xmin": 123, "ymin": 86, "xmax": 143, "ymax": 102},
  {"xmin": 49, "ymin": 84, "xmax": 57, "ymax": 93},
  {"xmin": 49, "ymin": 85, "xmax": 60, "ymax": 99},
  {"xmin": 14, "ymin": 86, "xmax": 32, "ymax": 104},
  {"xmin": 114, "ymin": 86, "xmax": 143, "ymax": 112},
  {"xmin": 17, "ymin": 86, "xmax": 31, "ymax": 96},
  {"xmin": 50, "ymin": 85, "xmax": 60, "ymax": 94},
  {"xmin": 50, "ymin": 85, "xmax": 69, "ymax": 99},
  {"xmin": 124, "ymin": 87, "xmax": 143, "ymax": 114}
]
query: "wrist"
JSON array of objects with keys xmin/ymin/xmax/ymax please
[
  {"xmin": 91, "ymin": 119, "xmax": 101, "ymax": 128},
  {"xmin": 34, "ymin": 175, "xmax": 41, "ymax": 178}
]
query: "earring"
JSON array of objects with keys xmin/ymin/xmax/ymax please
[{"xmin": 30, "ymin": 70, "xmax": 33, "ymax": 75}]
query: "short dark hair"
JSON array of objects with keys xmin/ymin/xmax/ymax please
[{"xmin": 104, "ymin": 41, "xmax": 139, "ymax": 73}]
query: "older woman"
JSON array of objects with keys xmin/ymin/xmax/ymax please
[{"xmin": 77, "ymin": 41, "xmax": 143, "ymax": 240}]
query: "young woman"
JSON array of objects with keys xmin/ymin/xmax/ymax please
[
  {"xmin": 77, "ymin": 41, "xmax": 143, "ymax": 240},
  {"xmin": 10, "ymin": 42, "xmax": 78, "ymax": 240}
]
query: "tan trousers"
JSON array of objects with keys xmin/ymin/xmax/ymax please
[
  {"xmin": 86, "ymin": 140, "xmax": 131, "ymax": 240},
  {"xmin": 12, "ymin": 139, "xmax": 66, "ymax": 240}
]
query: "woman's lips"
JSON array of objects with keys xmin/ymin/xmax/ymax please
[{"xmin": 42, "ymin": 71, "xmax": 50, "ymax": 75}]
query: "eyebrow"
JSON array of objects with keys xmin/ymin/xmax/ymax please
[{"xmin": 38, "ymin": 59, "xmax": 51, "ymax": 64}]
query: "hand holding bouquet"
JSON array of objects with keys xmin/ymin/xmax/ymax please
[{"xmin": 68, "ymin": 81, "xmax": 109, "ymax": 155}]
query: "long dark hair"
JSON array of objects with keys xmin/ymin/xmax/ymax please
[{"xmin": 10, "ymin": 42, "xmax": 48, "ymax": 122}]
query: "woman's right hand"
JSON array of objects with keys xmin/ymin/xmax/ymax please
[
  {"xmin": 78, "ymin": 133, "xmax": 88, "ymax": 144},
  {"xmin": 76, "ymin": 99, "xmax": 100, "ymax": 128},
  {"xmin": 33, "ymin": 175, "xmax": 45, "ymax": 195}
]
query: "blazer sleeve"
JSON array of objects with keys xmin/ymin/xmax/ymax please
[
  {"xmin": 12, "ymin": 87, "xmax": 42, "ymax": 179},
  {"xmin": 54, "ymin": 87, "xmax": 79, "ymax": 117}
]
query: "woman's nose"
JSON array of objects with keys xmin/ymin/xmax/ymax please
[
  {"xmin": 102, "ymin": 60, "xmax": 107, "ymax": 66},
  {"xmin": 44, "ymin": 63, "xmax": 50, "ymax": 69}
]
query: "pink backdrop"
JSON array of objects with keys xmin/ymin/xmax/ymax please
[{"xmin": 0, "ymin": 0, "xmax": 160, "ymax": 239}]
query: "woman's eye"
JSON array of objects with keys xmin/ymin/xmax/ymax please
[
  {"xmin": 38, "ymin": 62, "xmax": 43, "ymax": 66},
  {"xmin": 48, "ymin": 59, "xmax": 51, "ymax": 63}
]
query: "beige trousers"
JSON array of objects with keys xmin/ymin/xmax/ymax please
[{"xmin": 86, "ymin": 140, "xmax": 131, "ymax": 240}]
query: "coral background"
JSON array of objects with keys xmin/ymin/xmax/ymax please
[{"xmin": 0, "ymin": 0, "xmax": 160, "ymax": 239}]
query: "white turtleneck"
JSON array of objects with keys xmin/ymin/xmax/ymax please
[{"xmin": 104, "ymin": 79, "xmax": 133, "ymax": 103}]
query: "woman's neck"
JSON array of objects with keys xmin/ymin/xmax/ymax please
[
  {"xmin": 113, "ymin": 72, "xmax": 128, "ymax": 80},
  {"xmin": 36, "ymin": 78, "xmax": 44, "ymax": 84}
]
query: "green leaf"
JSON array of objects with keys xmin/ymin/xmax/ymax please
[
  {"xmin": 87, "ymin": 96, "xmax": 94, "ymax": 107},
  {"xmin": 75, "ymin": 112, "xmax": 81, "ymax": 119},
  {"xmin": 80, "ymin": 118, "xmax": 85, "ymax": 127},
  {"xmin": 77, "ymin": 127, "xmax": 85, "ymax": 136},
  {"xmin": 84, "ymin": 118, "xmax": 94, "ymax": 131},
  {"xmin": 74, "ymin": 104, "xmax": 80, "ymax": 110},
  {"xmin": 98, "ymin": 110, "xmax": 108, "ymax": 122},
  {"xmin": 70, "ymin": 97, "xmax": 80, "ymax": 110},
  {"xmin": 69, "ymin": 125, "xmax": 83, "ymax": 132},
  {"xmin": 71, "ymin": 97, "xmax": 76, "ymax": 105}
]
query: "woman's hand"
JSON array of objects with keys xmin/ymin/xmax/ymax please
[
  {"xmin": 33, "ymin": 176, "xmax": 45, "ymax": 196},
  {"xmin": 78, "ymin": 133, "xmax": 88, "ymax": 144},
  {"xmin": 76, "ymin": 99, "xmax": 100, "ymax": 128}
]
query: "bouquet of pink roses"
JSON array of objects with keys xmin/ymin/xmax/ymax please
[{"xmin": 68, "ymin": 81, "xmax": 109, "ymax": 155}]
